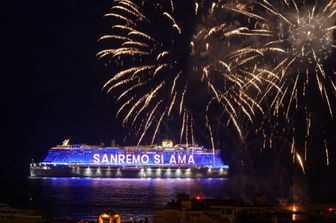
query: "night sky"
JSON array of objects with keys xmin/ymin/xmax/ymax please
[
  {"xmin": 3, "ymin": 0, "xmax": 119, "ymax": 176},
  {"xmin": 2, "ymin": 0, "xmax": 336, "ymax": 202}
]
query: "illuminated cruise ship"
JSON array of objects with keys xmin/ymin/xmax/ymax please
[{"xmin": 30, "ymin": 139, "xmax": 229, "ymax": 178}]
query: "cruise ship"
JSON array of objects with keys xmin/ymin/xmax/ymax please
[{"xmin": 30, "ymin": 139, "xmax": 229, "ymax": 178}]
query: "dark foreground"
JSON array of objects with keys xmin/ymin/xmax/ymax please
[
  {"xmin": 4, "ymin": 194, "xmax": 336, "ymax": 223},
  {"xmin": 154, "ymin": 193, "xmax": 336, "ymax": 223}
]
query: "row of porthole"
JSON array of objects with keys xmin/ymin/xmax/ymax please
[
  {"xmin": 74, "ymin": 170, "xmax": 226, "ymax": 176},
  {"xmin": 74, "ymin": 167, "xmax": 226, "ymax": 172},
  {"xmin": 72, "ymin": 166, "xmax": 225, "ymax": 170}
]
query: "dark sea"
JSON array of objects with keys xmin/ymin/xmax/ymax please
[{"xmin": 1, "ymin": 177, "xmax": 230, "ymax": 222}]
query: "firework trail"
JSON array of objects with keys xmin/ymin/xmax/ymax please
[
  {"xmin": 98, "ymin": 0, "xmax": 269, "ymax": 145},
  {"xmin": 225, "ymin": 0, "xmax": 336, "ymax": 166}
]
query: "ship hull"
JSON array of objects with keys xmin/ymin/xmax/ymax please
[{"xmin": 30, "ymin": 164, "xmax": 228, "ymax": 178}]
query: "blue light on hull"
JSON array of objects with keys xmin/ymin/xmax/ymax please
[
  {"xmin": 41, "ymin": 147, "xmax": 228, "ymax": 168},
  {"xmin": 30, "ymin": 144, "xmax": 229, "ymax": 178}
]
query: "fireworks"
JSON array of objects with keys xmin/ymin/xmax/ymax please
[
  {"xmin": 98, "ymin": 0, "xmax": 268, "ymax": 145},
  {"xmin": 206, "ymin": 0, "xmax": 336, "ymax": 168},
  {"xmin": 98, "ymin": 0, "xmax": 336, "ymax": 167}
]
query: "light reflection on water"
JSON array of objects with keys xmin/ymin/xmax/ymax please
[{"xmin": 28, "ymin": 177, "xmax": 229, "ymax": 221}]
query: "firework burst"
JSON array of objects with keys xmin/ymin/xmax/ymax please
[
  {"xmin": 98, "ymin": 0, "xmax": 268, "ymax": 146},
  {"xmin": 226, "ymin": 0, "xmax": 336, "ymax": 166}
]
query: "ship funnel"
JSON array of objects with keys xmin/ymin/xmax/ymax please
[{"xmin": 162, "ymin": 139, "xmax": 173, "ymax": 148}]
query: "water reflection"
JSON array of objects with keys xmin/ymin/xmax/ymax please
[{"xmin": 28, "ymin": 177, "xmax": 228, "ymax": 221}]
